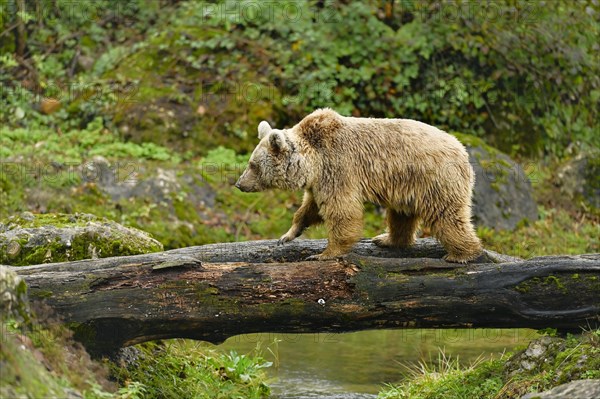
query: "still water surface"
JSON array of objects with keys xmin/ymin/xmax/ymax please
[{"xmin": 219, "ymin": 329, "xmax": 538, "ymax": 398}]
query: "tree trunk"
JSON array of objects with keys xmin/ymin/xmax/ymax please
[
  {"xmin": 14, "ymin": 0, "xmax": 26, "ymax": 57},
  {"xmin": 9, "ymin": 239, "xmax": 600, "ymax": 355}
]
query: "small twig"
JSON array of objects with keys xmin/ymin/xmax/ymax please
[
  {"xmin": 0, "ymin": 22, "xmax": 19, "ymax": 38},
  {"xmin": 41, "ymin": 32, "xmax": 81, "ymax": 59},
  {"xmin": 67, "ymin": 45, "xmax": 81, "ymax": 78},
  {"xmin": 14, "ymin": 55, "xmax": 37, "ymax": 79},
  {"xmin": 483, "ymin": 99, "xmax": 500, "ymax": 129}
]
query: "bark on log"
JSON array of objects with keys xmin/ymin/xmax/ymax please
[{"xmin": 7, "ymin": 239, "xmax": 600, "ymax": 355}]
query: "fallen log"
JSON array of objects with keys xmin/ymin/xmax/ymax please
[{"xmin": 7, "ymin": 239, "xmax": 600, "ymax": 355}]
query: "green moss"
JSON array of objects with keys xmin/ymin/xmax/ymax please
[
  {"xmin": 30, "ymin": 290, "xmax": 54, "ymax": 299},
  {"xmin": 515, "ymin": 283, "xmax": 530, "ymax": 293},
  {"xmin": 257, "ymin": 298, "xmax": 308, "ymax": 316},
  {"xmin": 514, "ymin": 277, "xmax": 539, "ymax": 294},
  {"xmin": 5, "ymin": 213, "xmax": 92, "ymax": 229},
  {"xmin": 1, "ymin": 316, "xmax": 115, "ymax": 398},
  {"xmin": 513, "ymin": 274, "xmax": 595, "ymax": 296},
  {"xmin": 0, "ymin": 330, "xmax": 79, "ymax": 398},
  {"xmin": 583, "ymin": 276, "xmax": 600, "ymax": 292},
  {"xmin": 543, "ymin": 276, "xmax": 567, "ymax": 294},
  {"xmin": 20, "ymin": 236, "xmax": 61, "ymax": 264},
  {"xmin": 453, "ymin": 132, "xmax": 513, "ymax": 194},
  {"xmin": 198, "ymin": 286, "xmax": 220, "ymax": 296},
  {"xmin": 451, "ymin": 132, "xmax": 504, "ymax": 158},
  {"xmin": 490, "ymin": 181, "xmax": 502, "ymax": 193}
]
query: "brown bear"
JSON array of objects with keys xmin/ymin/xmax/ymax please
[{"xmin": 235, "ymin": 108, "xmax": 483, "ymax": 263}]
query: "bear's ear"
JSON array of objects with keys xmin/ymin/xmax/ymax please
[
  {"xmin": 268, "ymin": 131, "xmax": 288, "ymax": 154},
  {"xmin": 258, "ymin": 121, "xmax": 272, "ymax": 139}
]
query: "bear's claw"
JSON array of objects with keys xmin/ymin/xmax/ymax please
[
  {"xmin": 443, "ymin": 253, "xmax": 481, "ymax": 264},
  {"xmin": 372, "ymin": 233, "xmax": 393, "ymax": 247},
  {"xmin": 277, "ymin": 235, "xmax": 293, "ymax": 246},
  {"xmin": 305, "ymin": 253, "xmax": 344, "ymax": 261}
]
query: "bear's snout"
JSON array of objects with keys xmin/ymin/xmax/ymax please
[
  {"xmin": 234, "ymin": 179, "xmax": 246, "ymax": 191},
  {"xmin": 235, "ymin": 177, "xmax": 254, "ymax": 192}
]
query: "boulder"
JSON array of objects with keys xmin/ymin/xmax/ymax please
[
  {"xmin": 79, "ymin": 156, "xmax": 215, "ymax": 208},
  {"xmin": 0, "ymin": 212, "xmax": 163, "ymax": 266},
  {"xmin": 504, "ymin": 334, "xmax": 599, "ymax": 392},
  {"xmin": 77, "ymin": 156, "xmax": 221, "ymax": 248},
  {"xmin": 454, "ymin": 133, "xmax": 538, "ymax": 230},
  {"xmin": 504, "ymin": 336, "xmax": 566, "ymax": 378},
  {"xmin": 521, "ymin": 379, "xmax": 600, "ymax": 399}
]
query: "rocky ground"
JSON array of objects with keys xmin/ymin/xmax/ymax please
[{"xmin": 0, "ymin": 212, "xmax": 162, "ymax": 265}]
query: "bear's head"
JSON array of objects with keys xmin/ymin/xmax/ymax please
[{"xmin": 235, "ymin": 121, "xmax": 307, "ymax": 192}]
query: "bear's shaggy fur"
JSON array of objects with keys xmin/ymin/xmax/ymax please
[{"xmin": 236, "ymin": 108, "xmax": 483, "ymax": 263}]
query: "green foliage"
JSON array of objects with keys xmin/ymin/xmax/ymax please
[
  {"xmin": 174, "ymin": 0, "xmax": 598, "ymax": 156},
  {"xmin": 0, "ymin": 0, "xmax": 166, "ymax": 134},
  {"xmin": 4, "ymin": 3, "xmax": 598, "ymax": 397},
  {"xmin": 2, "ymin": 1, "xmax": 597, "ymax": 157},
  {"xmin": 0, "ymin": 117, "xmax": 179, "ymax": 164},
  {"xmin": 2, "ymin": 313, "xmax": 272, "ymax": 399},
  {"xmin": 199, "ymin": 146, "xmax": 248, "ymax": 184},
  {"xmin": 537, "ymin": 328, "xmax": 558, "ymax": 337},
  {"xmin": 111, "ymin": 340, "xmax": 271, "ymax": 399}
]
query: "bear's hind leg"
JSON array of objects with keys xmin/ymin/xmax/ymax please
[
  {"xmin": 430, "ymin": 209, "xmax": 483, "ymax": 263},
  {"xmin": 373, "ymin": 209, "xmax": 419, "ymax": 248}
]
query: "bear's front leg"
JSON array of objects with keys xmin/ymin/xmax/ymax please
[
  {"xmin": 307, "ymin": 200, "xmax": 363, "ymax": 260},
  {"xmin": 278, "ymin": 191, "xmax": 323, "ymax": 245}
]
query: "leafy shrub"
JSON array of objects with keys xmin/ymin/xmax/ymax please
[
  {"xmin": 219, "ymin": 0, "xmax": 598, "ymax": 157},
  {"xmin": 0, "ymin": 116, "xmax": 178, "ymax": 163},
  {"xmin": 2, "ymin": 1, "xmax": 597, "ymax": 157}
]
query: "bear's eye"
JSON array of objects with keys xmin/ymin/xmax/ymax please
[{"xmin": 249, "ymin": 162, "xmax": 260, "ymax": 172}]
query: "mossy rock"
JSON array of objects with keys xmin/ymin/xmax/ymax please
[
  {"xmin": 522, "ymin": 379, "xmax": 600, "ymax": 399},
  {"xmin": 504, "ymin": 334, "xmax": 600, "ymax": 388},
  {"xmin": 0, "ymin": 212, "xmax": 163, "ymax": 266},
  {"xmin": 453, "ymin": 132, "xmax": 538, "ymax": 230}
]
